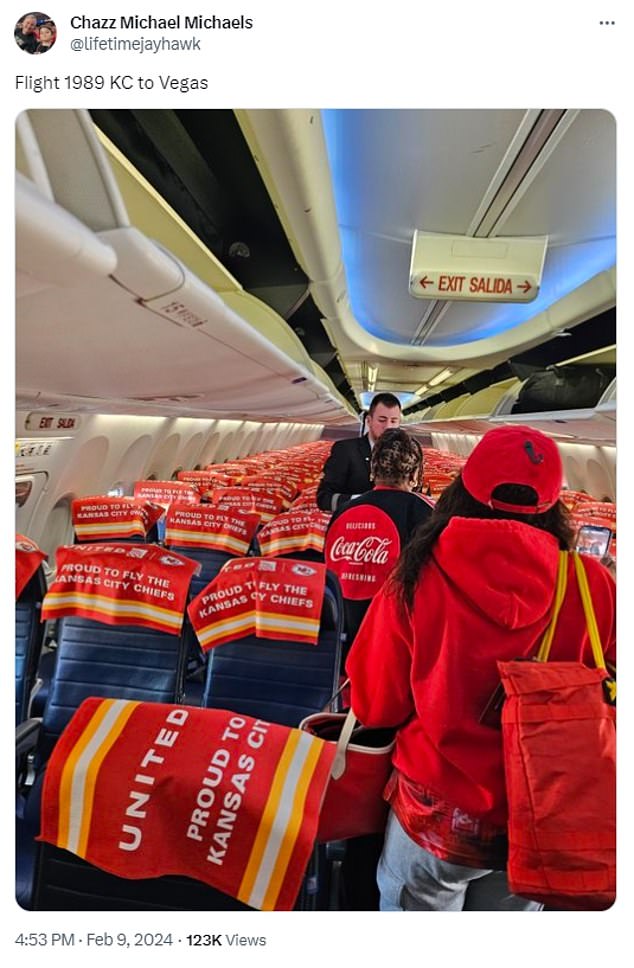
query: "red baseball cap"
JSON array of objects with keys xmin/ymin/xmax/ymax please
[{"xmin": 462, "ymin": 425, "xmax": 563, "ymax": 514}]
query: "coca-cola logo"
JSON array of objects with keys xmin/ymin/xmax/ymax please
[{"xmin": 329, "ymin": 535, "xmax": 392, "ymax": 565}]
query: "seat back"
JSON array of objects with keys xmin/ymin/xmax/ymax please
[
  {"xmin": 38, "ymin": 616, "xmax": 189, "ymax": 764},
  {"xmin": 72, "ymin": 495, "xmax": 161, "ymax": 544},
  {"xmin": 201, "ymin": 571, "xmax": 344, "ymax": 726},
  {"xmin": 169, "ymin": 546, "xmax": 234, "ymax": 599},
  {"xmin": 31, "ymin": 843, "xmax": 254, "ymax": 910},
  {"xmin": 16, "ymin": 565, "xmax": 47, "ymax": 725},
  {"xmin": 18, "ymin": 587, "xmax": 191, "ymax": 910},
  {"xmin": 170, "ymin": 546, "xmax": 237, "ymax": 694},
  {"xmin": 276, "ymin": 548, "xmax": 325, "ymax": 562}
]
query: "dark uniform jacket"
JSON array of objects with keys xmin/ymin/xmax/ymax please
[{"xmin": 316, "ymin": 435, "xmax": 373, "ymax": 512}]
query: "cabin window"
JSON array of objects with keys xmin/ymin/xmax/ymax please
[
  {"xmin": 107, "ymin": 482, "xmax": 127, "ymax": 497},
  {"xmin": 15, "ymin": 478, "xmax": 33, "ymax": 507},
  {"xmin": 587, "ymin": 458, "xmax": 613, "ymax": 503},
  {"xmin": 45, "ymin": 496, "xmax": 74, "ymax": 560}
]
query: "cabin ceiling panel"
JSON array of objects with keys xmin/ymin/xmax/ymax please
[
  {"xmin": 324, "ymin": 110, "xmax": 526, "ymax": 237},
  {"xmin": 16, "ymin": 108, "xmax": 617, "ymax": 433},
  {"xmin": 500, "ymin": 110, "xmax": 616, "ymax": 243},
  {"xmin": 321, "ymin": 109, "xmax": 615, "ymax": 351},
  {"xmin": 241, "ymin": 108, "xmax": 614, "ymax": 390}
]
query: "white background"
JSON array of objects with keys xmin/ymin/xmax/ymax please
[{"xmin": 4, "ymin": 1, "xmax": 631, "ymax": 963}]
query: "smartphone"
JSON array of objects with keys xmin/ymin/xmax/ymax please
[{"xmin": 575, "ymin": 524, "xmax": 612, "ymax": 558}]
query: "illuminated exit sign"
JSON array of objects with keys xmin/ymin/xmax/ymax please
[{"xmin": 409, "ymin": 232, "xmax": 548, "ymax": 303}]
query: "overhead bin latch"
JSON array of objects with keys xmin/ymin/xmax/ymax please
[{"xmin": 409, "ymin": 232, "xmax": 547, "ymax": 303}]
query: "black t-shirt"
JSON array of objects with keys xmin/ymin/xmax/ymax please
[
  {"xmin": 328, "ymin": 486, "xmax": 433, "ymax": 546},
  {"xmin": 326, "ymin": 486, "xmax": 434, "ymax": 646},
  {"xmin": 15, "ymin": 28, "xmax": 39, "ymax": 53}
]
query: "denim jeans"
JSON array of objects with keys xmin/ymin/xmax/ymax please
[{"xmin": 377, "ymin": 810, "xmax": 542, "ymax": 911}]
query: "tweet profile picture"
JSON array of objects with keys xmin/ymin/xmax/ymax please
[{"xmin": 14, "ymin": 12, "xmax": 57, "ymax": 53}]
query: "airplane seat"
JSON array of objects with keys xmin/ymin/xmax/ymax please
[
  {"xmin": 201, "ymin": 570, "xmax": 344, "ymax": 727},
  {"xmin": 167, "ymin": 546, "xmax": 235, "ymax": 692},
  {"xmin": 23, "ymin": 749, "xmax": 252, "ymax": 911},
  {"xmin": 163, "ymin": 501, "xmax": 261, "ymax": 684},
  {"xmin": 24, "ymin": 572, "xmax": 345, "ymax": 912},
  {"xmin": 15, "ymin": 564, "xmax": 48, "ymax": 726},
  {"xmin": 170, "ymin": 546, "xmax": 234, "ymax": 599},
  {"xmin": 275, "ymin": 547, "xmax": 325, "ymax": 563},
  {"xmin": 30, "ymin": 845, "xmax": 254, "ymax": 911},
  {"xmin": 28, "ymin": 647, "xmax": 56, "ymax": 719},
  {"xmin": 36, "ymin": 615, "xmax": 189, "ymax": 766},
  {"xmin": 16, "ymin": 609, "xmax": 191, "ymax": 910},
  {"xmin": 156, "ymin": 516, "xmax": 167, "ymax": 543},
  {"xmin": 196, "ymin": 566, "xmax": 345, "ymax": 912},
  {"xmin": 71, "ymin": 496, "xmax": 163, "ymax": 545}
]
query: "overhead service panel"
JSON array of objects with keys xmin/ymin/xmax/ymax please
[{"xmin": 409, "ymin": 232, "xmax": 547, "ymax": 304}]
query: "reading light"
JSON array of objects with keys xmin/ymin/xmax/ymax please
[
  {"xmin": 362, "ymin": 361, "xmax": 379, "ymax": 392},
  {"xmin": 428, "ymin": 367, "xmax": 455, "ymax": 387}
]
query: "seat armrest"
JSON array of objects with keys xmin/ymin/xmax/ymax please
[{"xmin": 16, "ymin": 717, "xmax": 42, "ymax": 758}]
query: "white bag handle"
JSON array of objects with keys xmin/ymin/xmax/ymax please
[{"xmin": 331, "ymin": 707, "xmax": 358, "ymax": 780}]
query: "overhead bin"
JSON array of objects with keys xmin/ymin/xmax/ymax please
[
  {"xmin": 17, "ymin": 110, "xmax": 129, "ymax": 231},
  {"xmin": 16, "ymin": 174, "xmax": 117, "ymax": 290},
  {"xmin": 510, "ymin": 364, "xmax": 615, "ymax": 414},
  {"xmin": 408, "ymin": 367, "xmax": 616, "ymax": 445},
  {"xmin": 595, "ymin": 378, "xmax": 616, "ymax": 424},
  {"xmin": 15, "ymin": 109, "xmax": 355, "ymax": 426},
  {"xmin": 431, "ymin": 395, "xmax": 471, "ymax": 419},
  {"xmin": 453, "ymin": 379, "xmax": 518, "ymax": 418},
  {"xmin": 408, "ymin": 396, "xmax": 617, "ymax": 446}
]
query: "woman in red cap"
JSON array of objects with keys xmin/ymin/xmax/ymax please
[{"xmin": 346, "ymin": 425, "xmax": 616, "ymax": 911}]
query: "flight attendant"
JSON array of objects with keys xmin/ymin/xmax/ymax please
[{"xmin": 317, "ymin": 392, "xmax": 402, "ymax": 512}]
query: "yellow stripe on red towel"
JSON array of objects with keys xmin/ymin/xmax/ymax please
[
  {"xmin": 255, "ymin": 613, "xmax": 321, "ymax": 641},
  {"xmin": 237, "ymin": 730, "xmax": 324, "ymax": 910},
  {"xmin": 74, "ymin": 522, "xmax": 145, "ymax": 538},
  {"xmin": 57, "ymin": 698, "xmax": 139, "ymax": 857},
  {"xmin": 195, "ymin": 612, "xmax": 257, "ymax": 650},
  {"xmin": 258, "ymin": 532, "xmax": 325, "ymax": 556},
  {"xmin": 165, "ymin": 527, "xmax": 250, "ymax": 555},
  {"xmin": 42, "ymin": 591, "xmax": 184, "ymax": 632}
]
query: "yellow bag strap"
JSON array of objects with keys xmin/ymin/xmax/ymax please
[
  {"xmin": 536, "ymin": 551, "xmax": 569, "ymax": 662},
  {"xmin": 573, "ymin": 551, "xmax": 607, "ymax": 671},
  {"xmin": 536, "ymin": 550, "xmax": 606, "ymax": 670}
]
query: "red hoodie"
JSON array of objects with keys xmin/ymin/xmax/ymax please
[{"xmin": 346, "ymin": 517, "xmax": 616, "ymax": 836}]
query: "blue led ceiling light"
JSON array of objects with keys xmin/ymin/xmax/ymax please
[{"xmin": 321, "ymin": 109, "xmax": 615, "ymax": 347}]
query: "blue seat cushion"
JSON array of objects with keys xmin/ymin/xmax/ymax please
[{"xmin": 40, "ymin": 616, "xmax": 187, "ymax": 761}]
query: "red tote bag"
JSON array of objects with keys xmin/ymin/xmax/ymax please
[
  {"xmin": 498, "ymin": 552, "xmax": 616, "ymax": 910},
  {"xmin": 299, "ymin": 707, "xmax": 395, "ymax": 842}
]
